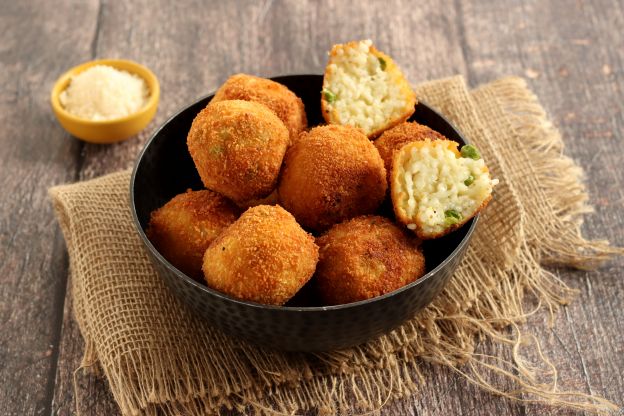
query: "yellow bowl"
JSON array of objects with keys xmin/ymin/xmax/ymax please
[{"xmin": 50, "ymin": 59, "xmax": 160, "ymax": 144}]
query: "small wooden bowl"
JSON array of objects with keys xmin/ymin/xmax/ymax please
[{"xmin": 50, "ymin": 59, "xmax": 160, "ymax": 144}]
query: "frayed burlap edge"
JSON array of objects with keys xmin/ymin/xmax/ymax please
[
  {"xmin": 474, "ymin": 77, "xmax": 622, "ymax": 269},
  {"xmin": 49, "ymin": 76, "xmax": 622, "ymax": 415}
]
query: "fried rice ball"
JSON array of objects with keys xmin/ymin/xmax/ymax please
[
  {"xmin": 391, "ymin": 139, "xmax": 498, "ymax": 239},
  {"xmin": 374, "ymin": 122, "xmax": 446, "ymax": 184},
  {"xmin": 278, "ymin": 125, "xmax": 387, "ymax": 232},
  {"xmin": 321, "ymin": 40, "xmax": 416, "ymax": 138},
  {"xmin": 147, "ymin": 189, "xmax": 240, "ymax": 280},
  {"xmin": 315, "ymin": 216, "xmax": 425, "ymax": 305},
  {"xmin": 187, "ymin": 100, "xmax": 289, "ymax": 204},
  {"xmin": 209, "ymin": 74, "xmax": 307, "ymax": 145},
  {"xmin": 202, "ymin": 205, "xmax": 319, "ymax": 306}
]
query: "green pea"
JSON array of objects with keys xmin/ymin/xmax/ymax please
[
  {"xmin": 322, "ymin": 89, "xmax": 336, "ymax": 104},
  {"xmin": 460, "ymin": 144, "xmax": 481, "ymax": 160},
  {"xmin": 378, "ymin": 57, "xmax": 387, "ymax": 70},
  {"xmin": 444, "ymin": 209, "xmax": 462, "ymax": 225},
  {"xmin": 464, "ymin": 175, "xmax": 475, "ymax": 186}
]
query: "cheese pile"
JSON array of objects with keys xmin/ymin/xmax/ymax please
[{"xmin": 60, "ymin": 65, "xmax": 149, "ymax": 121}]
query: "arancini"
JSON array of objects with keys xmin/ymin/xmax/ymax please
[
  {"xmin": 202, "ymin": 205, "xmax": 319, "ymax": 306},
  {"xmin": 187, "ymin": 100, "xmax": 289, "ymax": 204},
  {"xmin": 209, "ymin": 74, "xmax": 307, "ymax": 145},
  {"xmin": 321, "ymin": 40, "xmax": 416, "ymax": 138},
  {"xmin": 278, "ymin": 125, "xmax": 387, "ymax": 232},
  {"xmin": 315, "ymin": 215, "xmax": 425, "ymax": 305},
  {"xmin": 147, "ymin": 189, "xmax": 240, "ymax": 280},
  {"xmin": 391, "ymin": 139, "xmax": 498, "ymax": 239}
]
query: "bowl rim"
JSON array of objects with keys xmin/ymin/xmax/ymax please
[
  {"xmin": 130, "ymin": 73, "xmax": 479, "ymax": 313},
  {"xmin": 50, "ymin": 58, "xmax": 160, "ymax": 125}
]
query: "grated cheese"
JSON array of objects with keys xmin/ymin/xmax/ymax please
[{"xmin": 59, "ymin": 65, "xmax": 149, "ymax": 121}]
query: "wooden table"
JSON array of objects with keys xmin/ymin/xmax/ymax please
[{"xmin": 1, "ymin": 1, "xmax": 622, "ymax": 414}]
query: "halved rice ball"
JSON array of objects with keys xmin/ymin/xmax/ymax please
[
  {"xmin": 321, "ymin": 40, "xmax": 416, "ymax": 138},
  {"xmin": 391, "ymin": 139, "xmax": 498, "ymax": 239}
]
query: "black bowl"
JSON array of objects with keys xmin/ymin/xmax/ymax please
[{"xmin": 130, "ymin": 74, "xmax": 477, "ymax": 351}]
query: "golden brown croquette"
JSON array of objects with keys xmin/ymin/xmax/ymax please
[
  {"xmin": 147, "ymin": 189, "xmax": 240, "ymax": 280},
  {"xmin": 374, "ymin": 122, "xmax": 446, "ymax": 184},
  {"xmin": 315, "ymin": 216, "xmax": 425, "ymax": 305},
  {"xmin": 278, "ymin": 125, "xmax": 387, "ymax": 232},
  {"xmin": 202, "ymin": 205, "xmax": 319, "ymax": 306},
  {"xmin": 187, "ymin": 100, "xmax": 289, "ymax": 204},
  {"xmin": 209, "ymin": 74, "xmax": 307, "ymax": 145},
  {"xmin": 391, "ymin": 139, "xmax": 498, "ymax": 239}
]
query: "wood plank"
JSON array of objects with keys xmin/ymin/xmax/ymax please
[
  {"xmin": 458, "ymin": 0, "xmax": 624, "ymax": 413},
  {"xmin": 0, "ymin": 1, "xmax": 98, "ymax": 415}
]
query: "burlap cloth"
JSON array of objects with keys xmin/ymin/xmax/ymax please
[{"xmin": 50, "ymin": 76, "xmax": 622, "ymax": 415}]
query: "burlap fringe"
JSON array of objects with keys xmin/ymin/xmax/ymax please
[
  {"xmin": 479, "ymin": 77, "xmax": 623, "ymax": 269},
  {"xmin": 55, "ymin": 77, "xmax": 623, "ymax": 415}
]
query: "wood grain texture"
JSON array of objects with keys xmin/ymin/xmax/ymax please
[
  {"xmin": 0, "ymin": 0, "xmax": 621, "ymax": 415},
  {"xmin": 459, "ymin": 1, "xmax": 624, "ymax": 412},
  {"xmin": 0, "ymin": 1, "xmax": 98, "ymax": 415}
]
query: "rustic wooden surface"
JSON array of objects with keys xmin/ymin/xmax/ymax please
[{"xmin": 1, "ymin": 0, "xmax": 622, "ymax": 415}]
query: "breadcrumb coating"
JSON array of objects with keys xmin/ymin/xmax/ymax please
[
  {"xmin": 147, "ymin": 190, "xmax": 240, "ymax": 280},
  {"xmin": 187, "ymin": 100, "xmax": 289, "ymax": 204},
  {"xmin": 278, "ymin": 125, "xmax": 387, "ymax": 232},
  {"xmin": 209, "ymin": 74, "xmax": 307, "ymax": 145},
  {"xmin": 202, "ymin": 205, "xmax": 319, "ymax": 306},
  {"xmin": 315, "ymin": 216, "xmax": 425, "ymax": 305}
]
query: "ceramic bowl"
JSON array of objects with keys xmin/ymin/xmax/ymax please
[{"xmin": 130, "ymin": 74, "xmax": 477, "ymax": 351}]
